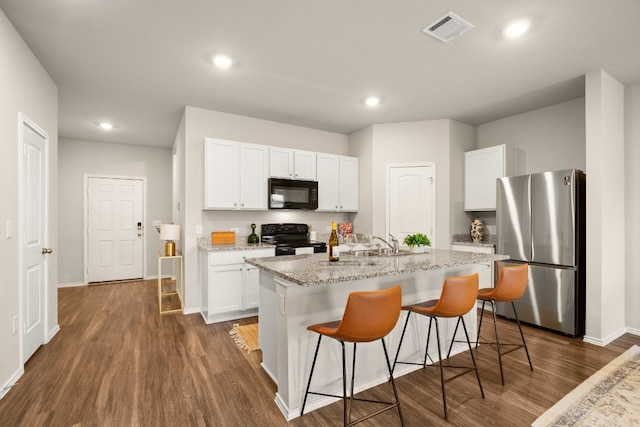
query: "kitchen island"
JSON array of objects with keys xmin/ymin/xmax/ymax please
[{"xmin": 245, "ymin": 249, "xmax": 508, "ymax": 420}]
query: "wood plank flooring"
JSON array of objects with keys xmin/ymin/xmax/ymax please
[{"xmin": 0, "ymin": 279, "xmax": 638, "ymax": 426}]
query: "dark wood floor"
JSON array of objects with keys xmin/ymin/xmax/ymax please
[{"xmin": 0, "ymin": 279, "xmax": 638, "ymax": 426}]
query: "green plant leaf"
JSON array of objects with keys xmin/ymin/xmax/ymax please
[{"xmin": 403, "ymin": 233, "xmax": 431, "ymax": 247}]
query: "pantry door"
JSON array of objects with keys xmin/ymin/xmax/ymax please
[
  {"xmin": 387, "ymin": 163, "xmax": 436, "ymax": 247},
  {"xmin": 86, "ymin": 177, "xmax": 144, "ymax": 283}
]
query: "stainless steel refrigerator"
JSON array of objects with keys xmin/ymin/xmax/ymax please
[{"xmin": 496, "ymin": 169, "xmax": 586, "ymax": 337}]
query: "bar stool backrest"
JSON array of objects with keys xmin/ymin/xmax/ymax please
[
  {"xmin": 431, "ymin": 273, "xmax": 479, "ymax": 318},
  {"xmin": 334, "ymin": 286, "xmax": 402, "ymax": 342},
  {"xmin": 492, "ymin": 264, "xmax": 528, "ymax": 302}
]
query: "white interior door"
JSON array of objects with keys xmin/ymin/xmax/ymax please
[
  {"xmin": 387, "ymin": 164, "xmax": 436, "ymax": 247},
  {"xmin": 21, "ymin": 118, "xmax": 48, "ymax": 362},
  {"xmin": 87, "ymin": 177, "xmax": 144, "ymax": 283}
]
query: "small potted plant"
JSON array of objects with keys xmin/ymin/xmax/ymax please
[{"xmin": 403, "ymin": 233, "xmax": 431, "ymax": 253}]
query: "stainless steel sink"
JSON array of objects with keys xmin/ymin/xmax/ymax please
[{"xmin": 351, "ymin": 249, "xmax": 413, "ymax": 258}]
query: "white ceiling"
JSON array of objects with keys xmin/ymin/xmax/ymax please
[{"xmin": 2, "ymin": 0, "xmax": 639, "ymax": 149}]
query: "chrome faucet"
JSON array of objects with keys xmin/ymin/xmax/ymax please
[
  {"xmin": 389, "ymin": 234, "xmax": 399, "ymax": 254},
  {"xmin": 372, "ymin": 235, "xmax": 400, "ymax": 254}
]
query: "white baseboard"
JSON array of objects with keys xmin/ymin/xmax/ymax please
[
  {"xmin": 57, "ymin": 282, "xmax": 85, "ymax": 288},
  {"xmin": 47, "ymin": 324, "xmax": 60, "ymax": 343},
  {"xmin": 183, "ymin": 307, "xmax": 200, "ymax": 316},
  {"xmin": 0, "ymin": 366, "xmax": 24, "ymax": 401},
  {"xmin": 626, "ymin": 327, "xmax": 640, "ymax": 336},
  {"xmin": 583, "ymin": 326, "xmax": 627, "ymax": 347}
]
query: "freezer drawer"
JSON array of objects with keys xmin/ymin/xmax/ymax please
[{"xmin": 495, "ymin": 261, "xmax": 582, "ymax": 336}]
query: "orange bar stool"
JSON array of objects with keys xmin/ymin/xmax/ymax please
[
  {"xmin": 300, "ymin": 286, "xmax": 404, "ymax": 426},
  {"xmin": 392, "ymin": 273, "xmax": 484, "ymax": 420},
  {"xmin": 475, "ymin": 263, "xmax": 533, "ymax": 385}
]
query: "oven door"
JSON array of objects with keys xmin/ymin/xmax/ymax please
[{"xmin": 268, "ymin": 178, "xmax": 318, "ymax": 210}]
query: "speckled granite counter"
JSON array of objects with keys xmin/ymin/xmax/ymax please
[
  {"xmin": 245, "ymin": 249, "xmax": 507, "ymax": 287},
  {"xmin": 451, "ymin": 241, "xmax": 496, "ymax": 249},
  {"xmin": 197, "ymin": 237, "xmax": 273, "ymax": 252}
]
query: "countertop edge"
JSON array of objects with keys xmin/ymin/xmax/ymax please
[{"xmin": 245, "ymin": 250, "xmax": 508, "ymax": 287}]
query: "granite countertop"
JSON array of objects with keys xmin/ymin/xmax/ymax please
[
  {"xmin": 451, "ymin": 241, "xmax": 496, "ymax": 248},
  {"xmin": 451, "ymin": 233, "xmax": 496, "ymax": 248},
  {"xmin": 245, "ymin": 249, "xmax": 508, "ymax": 287},
  {"xmin": 197, "ymin": 237, "xmax": 274, "ymax": 252}
]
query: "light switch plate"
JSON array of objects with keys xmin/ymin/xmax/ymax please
[
  {"xmin": 195, "ymin": 225, "xmax": 203, "ymax": 235},
  {"xmin": 230, "ymin": 227, "xmax": 240, "ymax": 234},
  {"xmin": 6, "ymin": 220, "xmax": 13, "ymax": 239}
]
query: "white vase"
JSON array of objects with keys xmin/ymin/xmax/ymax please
[{"xmin": 409, "ymin": 245, "xmax": 425, "ymax": 253}]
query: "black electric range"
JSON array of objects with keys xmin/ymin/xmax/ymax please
[{"xmin": 260, "ymin": 223, "xmax": 327, "ymax": 256}]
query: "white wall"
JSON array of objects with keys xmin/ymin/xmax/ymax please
[
  {"xmin": 477, "ymin": 97, "xmax": 586, "ymax": 174},
  {"xmin": 624, "ymin": 81, "xmax": 640, "ymax": 333},
  {"xmin": 348, "ymin": 125, "xmax": 374, "ymax": 235},
  {"xmin": 370, "ymin": 119, "xmax": 452, "ymax": 247},
  {"xmin": 449, "ymin": 121, "xmax": 477, "ymax": 235},
  {"xmin": 473, "ymin": 98, "xmax": 586, "ymax": 236},
  {"xmin": 57, "ymin": 139, "xmax": 172, "ymax": 285},
  {"xmin": 0, "ymin": 9, "xmax": 58, "ymax": 396},
  {"xmin": 181, "ymin": 106, "xmax": 349, "ymax": 312}
]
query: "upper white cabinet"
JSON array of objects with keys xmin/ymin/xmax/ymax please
[
  {"xmin": 269, "ymin": 147, "xmax": 317, "ymax": 180},
  {"xmin": 316, "ymin": 154, "xmax": 359, "ymax": 212},
  {"xmin": 204, "ymin": 138, "xmax": 269, "ymax": 210},
  {"xmin": 464, "ymin": 144, "xmax": 516, "ymax": 211}
]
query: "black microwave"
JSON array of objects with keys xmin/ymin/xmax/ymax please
[{"xmin": 268, "ymin": 178, "xmax": 318, "ymax": 210}]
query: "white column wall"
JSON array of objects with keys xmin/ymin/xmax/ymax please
[
  {"xmin": 584, "ymin": 69, "xmax": 626, "ymax": 343},
  {"xmin": 624, "ymin": 82, "xmax": 640, "ymax": 333}
]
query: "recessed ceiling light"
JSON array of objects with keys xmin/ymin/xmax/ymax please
[
  {"xmin": 503, "ymin": 19, "xmax": 531, "ymax": 38},
  {"xmin": 365, "ymin": 96, "xmax": 381, "ymax": 107},
  {"xmin": 213, "ymin": 54, "xmax": 233, "ymax": 69},
  {"xmin": 99, "ymin": 122, "xmax": 114, "ymax": 130}
]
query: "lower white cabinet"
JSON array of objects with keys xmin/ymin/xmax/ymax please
[
  {"xmin": 200, "ymin": 248, "xmax": 275, "ymax": 324},
  {"xmin": 451, "ymin": 243, "xmax": 496, "ymax": 288}
]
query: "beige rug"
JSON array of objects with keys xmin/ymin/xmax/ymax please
[
  {"xmin": 229, "ymin": 323, "xmax": 259, "ymax": 353},
  {"xmin": 532, "ymin": 345, "xmax": 640, "ymax": 426}
]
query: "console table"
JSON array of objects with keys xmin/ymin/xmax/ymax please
[{"xmin": 157, "ymin": 251, "xmax": 184, "ymax": 314}]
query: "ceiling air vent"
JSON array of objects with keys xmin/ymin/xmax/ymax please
[{"xmin": 422, "ymin": 12, "xmax": 474, "ymax": 43}]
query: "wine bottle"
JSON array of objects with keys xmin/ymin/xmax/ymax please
[{"xmin": 329, "ymin": 221, "xmax": 340, "ymax": 262}]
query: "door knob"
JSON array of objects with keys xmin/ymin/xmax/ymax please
[{"xmin": 42, "ymin": 248, "xmax": 53, "ymax": 254}]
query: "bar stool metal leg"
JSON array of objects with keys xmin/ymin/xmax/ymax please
[
  {"xmin": 301, "ymin": 334, "xmax": 323, "ymax": 416},
  {"xmin": 511, "ymin": 301, "xmax": 533, "ymax": 371}
]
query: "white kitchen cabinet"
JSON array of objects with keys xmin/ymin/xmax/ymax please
[
  {"xmin": 200, "ymin": 248, "xmax": 275, "ymax": 324},
  {"xmin": 316, "ymin": 154, "xmax": 359, "ymax": 212},
  {"xmin": 204, "ymin": 138, "xmax": 269, "ymax": 210},
  {"xmin": 464, "ymin": 144, "xmax": 516, "ymax": 211},
  {"xmin": 451, "ymin": 243, "xmax": 496, "ymax": 288},
  {"xmin": 269, "ymin": 147, "xmax": 316, "ymax": 180}
]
